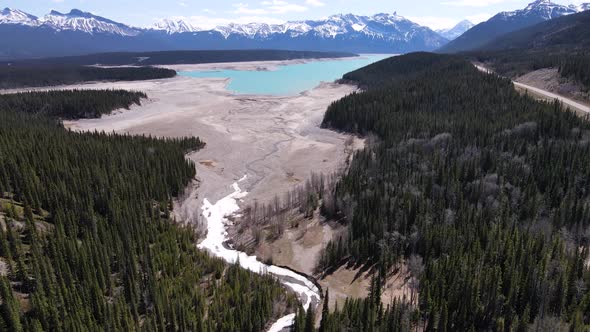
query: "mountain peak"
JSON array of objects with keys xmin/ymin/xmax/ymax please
[
  {"xmin": 439, "ymin": 0, "xmax": 585, "ymax": 52},
  {"xmin": 495, "ymin": 0, "xmax": 577, "ymax": 20},
  {"xmin": 0, "ymin": 7, "xmax": 39, "ymax": 25},
  {"xmin": 525, "ymin": 0, "xmax": 556, "ymax": 10},
  {"xmin": 436, "ymin": 20, "xmax": 473, "ymax": 40},
  {"xmin": 42, "ymin": 8, "xmax": 141, "ymax": 36},
  {"xmin": 68, "ymin": 9, "xmax": 89, "ymax": 16}
]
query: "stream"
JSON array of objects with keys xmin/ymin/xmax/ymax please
[{"xmin": 197, "ymin": 176, "xmax": 321, "ymax": 332}]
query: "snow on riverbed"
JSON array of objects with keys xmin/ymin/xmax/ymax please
[{"xmin": 197, "ymin": 176, "xmax": 320, "ymax": 331}]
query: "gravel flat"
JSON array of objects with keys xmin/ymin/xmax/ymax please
[{"xmin": 60, "ymin": 65, "xmax": 358, "ymax": 232}]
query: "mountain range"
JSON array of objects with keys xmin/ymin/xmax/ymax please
[
  {"xmin": 0, "ymin": 9, "xmax": 447, "ymax": 60},
  {"xmin": 1, "ymin": 0, "xmax": 589, "ymax": 60},
  {"xmin": 440, "ymin": 0, "xmax": 589, "ymax": 53}
]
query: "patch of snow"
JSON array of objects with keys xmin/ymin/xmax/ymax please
[
  {"xmin": 153, "ymin": 18, "xmax": 198, "ymax": 34},
  {"xmin": 198, "ymin": 180, "xmax": 320, "ymax": 331},
  {"xmin": 268, "ymin": 313, "xmax": 296, "ymax": 332},
  {"xmin": 351, "ymin": 23, "xmax": 366, "ymax": 31}
]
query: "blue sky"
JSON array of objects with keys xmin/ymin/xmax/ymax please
[{"xmin": 2, "ymin": 0, "xmax": 586, "ymax": 29}]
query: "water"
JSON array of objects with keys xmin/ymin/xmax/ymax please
[
  {"xmin": 197, "ymin": 178, "xmax": 320, "ymax": 331},
  {"xmin": 179, "ymin": 54, "xmax": 390, "ymax": 95}
]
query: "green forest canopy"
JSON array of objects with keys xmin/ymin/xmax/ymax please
[
  {"xmin": 0, "ymin": 89, "xmax": 146, "ymax": 119},
  {"xmin": 316, "ymin": 52, "xmax": 590, "ymax": 331},
  {"xmin": 0, "ymin": 89, "xmax": 296, "ymax": 331}
]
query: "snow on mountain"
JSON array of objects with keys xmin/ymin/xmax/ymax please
[
  {"xmin": 436, "ymin": 20, "xmax": 473, "ymax": 40},
  {"xmin": 0, "ymin": 8, "xmax": 442, "ymax": 44},
  {"xmin": 210, "ymin": 12, "xmax": 438, "ymax": 43},
  {"xmin": 152, "ymin": 18, "xmax": 199, "ymax": 34},
  {"xmin": 496, "ymin": 0, "xmax": 581, "ymax": 21},
  {"xmin": 0, "ymin": 8, "xmax": 449, "ymax": 58},
  {"xmin": 41, "ymin": 9, "xmax": 141, "ymax": 36},
  {"xmin": 0, "ymin": 8, "xmax": 40, "ymax": 26},
  {"xmin": 440, "ymin": 0, "xmax": 589, "ymax": 52}
]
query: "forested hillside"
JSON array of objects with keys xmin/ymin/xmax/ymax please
[
  {"xmin": 0, "ymin": 91, "xmax": 295, "ymax": 330},
  {"xmin": 315, "ymin": 53, "xmax": 590, "ymax": 331},
  {"xmin": 0, "ymin": 90, "xmax": 146, "ymax": 119},
  {"xmin": 0, "ymin": 65, "xmax": 176, "ymax": 89},
  {"xmin": 468, "ymin": 10, "xmax": 590, "ymax": 90}
]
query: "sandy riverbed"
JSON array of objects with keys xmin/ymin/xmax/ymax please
[{"xmin": 59, "ymin": 66, "xmax": 359, "ymax": 234}]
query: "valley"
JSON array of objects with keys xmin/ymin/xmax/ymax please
[
  {"xmin": 1, "ymin": 0, "xmax": 590, "ymax": 330},
  {"xmin": 59, "ymin": 58, "xmax": 373, "ymax": 329}
]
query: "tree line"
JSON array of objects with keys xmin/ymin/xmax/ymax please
[
  {"xmin": 0, "ymin": 89, "xmax": 147, "ymax": 119},
  {"xmin": 315, "ymin": 52, "xmax": 590, "ymax": 331},
  {"xmin": 0, "ymin": 89, "xmax": 296, "ymax": 331},
  {"xmin": 0, "ymin": 65, "xmax": 176, "ymax": 89}
]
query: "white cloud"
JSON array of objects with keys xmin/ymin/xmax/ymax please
[
  {"xmin": 261, "ymin": 0, "xmax": 308, "ymax": 13},
  {"xmin": 305, "ymin": 0, "xmax": 326, "ymax": 7},
  {"xmin": 407, "ymin": 16, "xmax": 461, "ymax": 30},
  {"xmin": 441, "ymin": 0, "xmax": 516, "ymax": 7},
  {"xmin": 231, "ymin": 0, "xmax": 308, "ymax": 15},
  {"xmin": 407, "ymin": 11, "xmax": 492, "ymax": 30},
  {"xmin": 466, "ymin": 12, "xmax": 492, "ymax": 23},
  {"xmin": 233, "ymin": 3, "xmax": 269, "ymax": 14}
]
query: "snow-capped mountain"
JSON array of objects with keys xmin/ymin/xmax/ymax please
[
  {"xmin": 436, "ymin": 20, "xmax": 473, "ymax": 40},
  {"xmin": 208, "ymin": 13, "xmax": 441, "ymax": 43},
  {"xmin": 1, "ymin": 8, "xmax": 39, "ymax": 26},
  {"xmin": 440, "ymin": 0, "xmax": 589, "ymax": 52},
  {"xmin": 496, "ymin": 0, "xmax": 578, "ymax": 20},
  {"xmin": 206, "ymin": 13, "xmax": 447, "ymax": 53},
  {"xmin": 0, "ymin": 8, "xmax": 447, "ymax": 59},
  {"xmin": 41, "ymin": 9, "xmax": 141, "ymax": 36},
  {"xmin": 1, "ymin": 8, "xmax": 140, "ymax": 36},
  {"xmin": 152, "ymin": 18, "xmax": 199, "ymax": 34}
]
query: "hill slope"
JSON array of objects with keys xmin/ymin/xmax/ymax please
[
  {"xmin": 477, "ymin": 9, "xmax": 590, "ymax": 51},
  {"xmin": 439, "ymin": 0, "xmax": 586, "ymax": 53},
  {"xmin": 469, "ymin": 10, "xmax": 590, "ymax": 91},
  {"xmin": 0, "ymin": 90, "xmax": 295, "ymax": 330},
  {"xmin": 316, "ymin": 52, "xmax": 590, "ymax": 331}
]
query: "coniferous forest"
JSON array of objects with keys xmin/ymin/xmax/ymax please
[
  {"xmin": 0, "ymin": 90, "xmax": 295, "ymax": 330},
  {"xmin": 0, "ymin": 90, "xmax": 147, "ymax": 119},
  {"xmin": 315, "ymin": 53, "xmax": 590, "ymax": 331},
  {"xmin": 0, "ymin": 65, "xmax": 176, "ymax": 89}
]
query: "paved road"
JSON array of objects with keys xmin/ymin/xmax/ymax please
[
  {"xmin": 512, "ymin": 81, "xmax": 590, "ymax": 115},
  {"xmin": 474, "ymin": 64, "xmax": 590, "ymax": 115}
]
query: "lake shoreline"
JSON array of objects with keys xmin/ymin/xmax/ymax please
[{"xmin": 175, "ymin": 54, "xmax": 389, "ymax": 96}]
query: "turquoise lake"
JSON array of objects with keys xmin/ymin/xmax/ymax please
[{"xmin": 179, "ymin": 54, "xmax": 390, "ymax": 96}]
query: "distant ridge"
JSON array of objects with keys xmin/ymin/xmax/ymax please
[
  {"xmin": 474, "ymin": 9, "xmax": 590, "ymax": 51},
  {"xmin": 0, "ymin": 8, "xmax": 447, "ymax": 59},
  {"xmin": 439, "ymin": 0, "xmax": 589, "ymax": 53}
]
